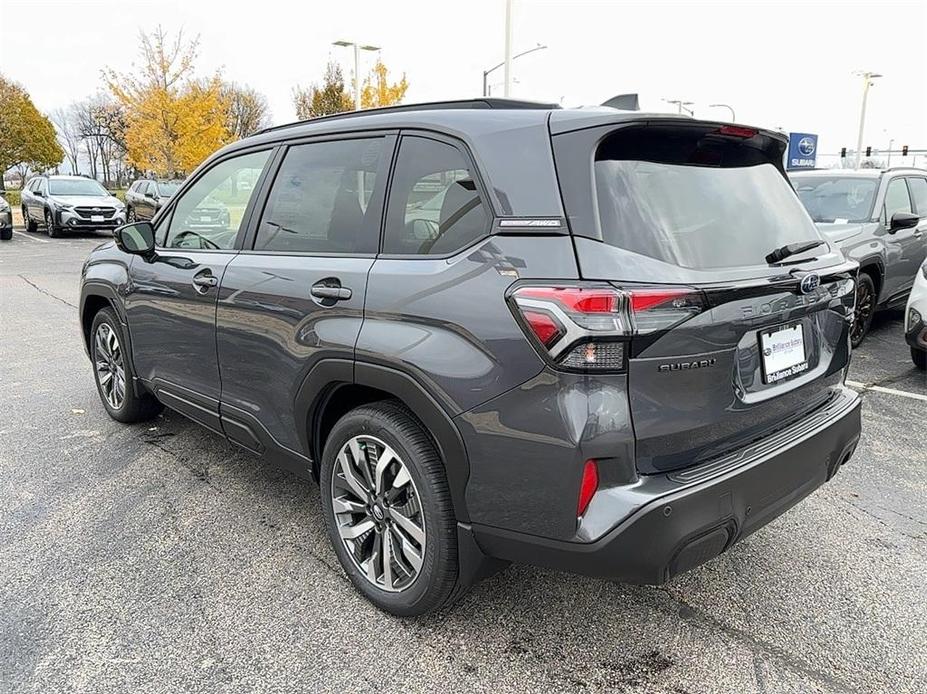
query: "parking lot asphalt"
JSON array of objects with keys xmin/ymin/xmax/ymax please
[{"xmin": 1, "ymin": 228, "xmax": 925, "ymax": 694}]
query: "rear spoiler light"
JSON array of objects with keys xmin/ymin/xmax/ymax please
[{"xmin": 508, "ymin": 283, "xmax": 705, "ymax": 372}]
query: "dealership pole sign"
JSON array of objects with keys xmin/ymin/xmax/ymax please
[{"xmin": 787, "ymin": 133, "xmax": 818, "ymax": 170}]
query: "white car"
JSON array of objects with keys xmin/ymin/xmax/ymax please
[{"xmin": 906, "ymin": 260, "xmax": 927, "ymax": 370}]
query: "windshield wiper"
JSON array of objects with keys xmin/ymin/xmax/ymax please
[{"xmin": 765, "ymin": 240, "xmax": 826, "ymax": 264}]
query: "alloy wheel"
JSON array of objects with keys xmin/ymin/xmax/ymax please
[
  {"xmin": 94, "ymin": 323, "xmax": 126, "ymax": 410},
  {"xmin": 851, "ymin": 280, "xmax": 874, "ymax": 346},
  {"xmin": 330, "ymin": 435, "xmax": 426, "ymax": 592}
]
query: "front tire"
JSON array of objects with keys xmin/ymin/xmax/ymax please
[
  {"xmin": 320, "ymin": 401, "xmax": 460, "ymax": 616},
  {"xmin": 912, "ymin": 347, "xmax": 927, "ymax": 371},
  {"xmin": 90, "ymin": 308, "xmax": 163, "ymax": 423},
  {"xmin": 45, "ymin": 208, "xmax": 62, "ymax": 238},
  {"xmin": 850, "ymin": 273, "xmax": 876, "ymax": 348}
]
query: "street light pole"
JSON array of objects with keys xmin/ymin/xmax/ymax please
[
  {"xmin": 664, "ymin": 99, "xmax": 694, "ymax": 116},
  {"xmin": 482, "ymin": 44, "xmax": 547, "ymax": 97},
  {"xmin": 503, "ymin": 0, "xmax": 513, "ymax": 97},
  {"xmin": 708, "ymin": 103, "xmax": 736, "ymax": 121},
  {"xmin": 854, "ymin": 71, "xmax": 881, "ymax": 169},
  {"xmin": 333, "ymin": 40, "xmax": 381, "ymax": 111}
]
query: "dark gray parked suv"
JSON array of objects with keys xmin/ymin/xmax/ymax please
[
  {"xmin": 790, "ymin": 168, "xmax": 927, "ymax": 346},
  {"xmin": 125, "ymin": 179, "xmax": 182, "ymax": 222},
  {"xmin": 79, "ymin": 100, "xmax": 862, "ymax": 616}
]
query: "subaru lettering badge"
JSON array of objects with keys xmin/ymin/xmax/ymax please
[
  {"xmin": 800, "ymin": 273, "xmax": 820, "ymax": 294},
  {"xmin": 798, "ymin": 137, "xmax": 816, "ymax": 157}
]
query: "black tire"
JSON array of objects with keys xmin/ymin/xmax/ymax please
[
  {"xmin": 912, "ymin": 347, "xmax": 927, "ymax": 371},
  {"xmin": 850, "ymin": 272, "xmax": 876, "ymax": 349},
  {"xmin": 23, "ymin": 208, "xmax": 37, "ymax": 232},
  {"xmin": 320, "ymin": 400, "xmax": 460, "ymax": 617},
  {"xmin": 45, "ymin": 208, "xmax": 62, "ymax": 238},
  {"xmin": 90, "ymin": 307, "xmax": 163, "ymax": 423}
]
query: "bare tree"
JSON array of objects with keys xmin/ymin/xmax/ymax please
[
  {"xmin": 51, "ymin": 106, "xmax": 82, "ymax": 175},
  {"xmin": 73, "ymin": 95, "xmax": 127, "ymax": 185},
  {"xmin": 222, "ymin": 82, "xmax": 271, "ymax": 139}
]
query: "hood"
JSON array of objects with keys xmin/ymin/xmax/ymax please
[
  {"xmin": 814, "ymin": 221, "xmax": 874, "ymax": 244},
  {"xmin": 50, "ymin": 194, "xmax": 122, "ymax": 208}
]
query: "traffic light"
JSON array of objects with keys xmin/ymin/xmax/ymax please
[
  {"xmin": 865, "ymin": 146, "xmax": 872, "ymax": 157},
  {"xmin": 840, "ymin": 147, "xmax": 847, "ymax": 158},
  {"xmin": 902, "ymin": 145, "xmax": 909, "ymax": 157}
]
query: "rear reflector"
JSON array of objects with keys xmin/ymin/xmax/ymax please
[
  {"xmin": 522, "ymin": 310, "xmax": 564, "ymax": 347},
  {"xmin": 578, "ymin": 459, "xmax": 599, "ymax": 516}
]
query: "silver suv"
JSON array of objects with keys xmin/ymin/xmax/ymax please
[{"xmin": 21, "ymin": 175, "xmax": 125, "ymax": 237}]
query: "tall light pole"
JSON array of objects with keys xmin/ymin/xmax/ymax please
[
  {"xmin": 708, "ymin": 103, "xmax": 736, "ymax": 121},
  {"xmin": 854, "ymin": 71, "xmax": 881, "ymax": 169},
  {"xmin": 503, "ymin": 0, "xmax": 514, "ymax": 97},
  {"xmin": 483, "ymin": 44, "xmax": 547, "ymax": 97},
  {"xmin": 664, "ymin": 99, "xmax": 694, "ymax": 116},
  {"xmin": 333, "ymin": 40, "xmax": 381, "ymax": 111}
]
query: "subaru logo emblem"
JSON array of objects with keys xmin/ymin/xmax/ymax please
[
  {"xmin": 800, "ymin": 273, "xmax": 820, "ymax": 294},
  {"xmin": 92, "ymin": 207, "xmax": 100, "ymax": 212},
  {"xmin": 798, "ymin": 137, "xmax": 816, "ymax": 156}
]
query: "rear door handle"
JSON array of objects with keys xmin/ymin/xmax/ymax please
[{"xmin": 311, "ymin": 283, "xmax": 352, "ymax": 301}]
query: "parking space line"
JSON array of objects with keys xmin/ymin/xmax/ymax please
[
  {"xmin": 846, "ymin": 379, "xmax": 927, "ymax": 403},
  {"xmin": 11, "ymin": 231, "xmax": 50, "ymax": 243}
]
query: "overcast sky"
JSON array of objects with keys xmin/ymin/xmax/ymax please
[{"xmin": 1, "ymin": 0, "xmax": 925, "ymax": 156}]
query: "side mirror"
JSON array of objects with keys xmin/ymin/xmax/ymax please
[
  {"xmin": 114, "ymin": 221, "xmax": 156, "ymax": 257},
  {"xmin": 890, "ymin": 212, "xmax": 920, "ymax": 232},
  {"xmin": 35, "ymin": 189, "xmax": 44, "ymax": 198}
]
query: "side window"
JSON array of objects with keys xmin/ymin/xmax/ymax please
[
  {"xmin": 139, "ymin": 182, "xmax": 150, "ymax": 195},
  {"xmin": 906, "ymin": 177, "xmax": 927, "ymax": 215},
  {"xmin": 254, "ymin": 138, "xmax": 383, "ymax": 254},
  {"xmin": 883, "ymin": 178, "xmax": 912, "ymax": 221},
  {"xmin": 163, "ymin": 150, "xmax": 270, "ymax": 250},
  {"xmin": 383, "ymin": 136, "xmax": 489, "ymax": 255},
  {"xmin": 130, "ymin": 181, "xmax": 140, "ymax": 193}
]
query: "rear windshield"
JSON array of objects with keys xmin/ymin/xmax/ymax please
[
  {"xmin": 790, "ymin": 175, "xmax": 877, "ymax": 223},
  {"xmin": 594, "ymin": 129, "xmax": 822, "ymax": 270}
]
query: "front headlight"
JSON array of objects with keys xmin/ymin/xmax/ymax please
[{"xmin": 910, "ymin": 308, "xmax": 923, "ymax": 331}]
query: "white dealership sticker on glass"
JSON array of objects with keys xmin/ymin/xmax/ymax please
[{"xmin": 760, "ymin": 322, "xmax": 808, "ymax": 383}]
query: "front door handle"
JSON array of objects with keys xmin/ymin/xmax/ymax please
[
  {"xmin": 192, "ymin": 273, "xmax": 218, "ymax": 290},
  {"xmin": 310, "ymin": 285, "xmax": 352, "ymax": 301}
]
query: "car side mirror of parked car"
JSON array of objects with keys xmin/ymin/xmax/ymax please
[
  {"xmin": 34, "ymin": 189, "xmax": 44, "ymax": 197},
  {"xmin": 114, "ymin": 221, "xmax": 156, "ymax": 257},
  {"xmin": 889, "ymin": 212, "xmax": 920, "ymax": 233}
]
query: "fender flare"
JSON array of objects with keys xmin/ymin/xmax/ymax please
[
  {"xmin": 294, "ymin": 359, "xmax": 472, "ymax": 522},
  {"xmin": 80, "ymin": 281, "xmax": 144, "ymax": 397}
]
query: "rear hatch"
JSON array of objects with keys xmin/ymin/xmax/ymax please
[{"xmin": 552, "ymin": 119, "xmax": 857, "ymax": 474}]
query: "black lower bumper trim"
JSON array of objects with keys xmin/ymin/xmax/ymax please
[{"xmin": 472, "ymin": 386, "xmax": 861, "ymax": 584}]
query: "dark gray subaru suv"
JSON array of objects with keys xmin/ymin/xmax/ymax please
[{"xmin": 79, "ymin": 99, "xmax": 861, "ymax": 616}]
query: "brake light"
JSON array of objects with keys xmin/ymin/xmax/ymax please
[
  {"xmin": 522, "ymin": 310, "xmax": 564, "ymax": 347},
  {"xmin": 577, "ymin": 459, "xmax": 598, "ymax": 516},
  {"xmin": 717, "ymin": 125, "xmax": 757, "ymax": 138}
]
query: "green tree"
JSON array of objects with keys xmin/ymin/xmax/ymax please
[
  {"xmin": 292, "ymin": 61, "xmax": 352, "ymax": 120},
  {"xmin": 0, "ymin": 75, "xmax": 63, "ymax": 186}
]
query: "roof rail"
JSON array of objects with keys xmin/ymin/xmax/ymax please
[{"xmin": 257, "ymin": 98, "xmax": 561, "ymax": 136}]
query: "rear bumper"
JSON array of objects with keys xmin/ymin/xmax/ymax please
[{"xmin": 472, "ymin": 386, "xmax": 861, "ymax": 584}]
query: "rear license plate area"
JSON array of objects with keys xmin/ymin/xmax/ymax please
[{"xmin": 760, "ymin": 322, "xmax": 808, "ymax": 384}]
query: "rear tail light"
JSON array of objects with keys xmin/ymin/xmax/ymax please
[{"xmin": 509, "ymin": 283, "xmax": 705, "ymax": 371}]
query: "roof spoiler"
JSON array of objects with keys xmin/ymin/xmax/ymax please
[{"xmin": 601, "ymin": 93, "xmax": 640, "ymax": 111}]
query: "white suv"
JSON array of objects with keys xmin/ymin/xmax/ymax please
[{"xmin": 906, "ymin": 260, "xmax": 927, "ymax": 369}]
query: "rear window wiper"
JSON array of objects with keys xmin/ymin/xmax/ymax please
[{"xmin": 765, "ymin": 240, "xmax": 826, "ymax": 264}]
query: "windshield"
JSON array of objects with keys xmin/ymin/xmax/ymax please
[
  {"xmin": 790, "ymin": 176, "xmax": 877, "ymax": 223},
  {"xmin": 48, "ymin": 179, "xmax": 108, "ymax": 196},
  {"xmin": 156, "ymin": 181, "xmax": 181, "ymax": 197},
  {"xmin": 595, "ymin": 161, "xmax": 822, "ymax": 269}
]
